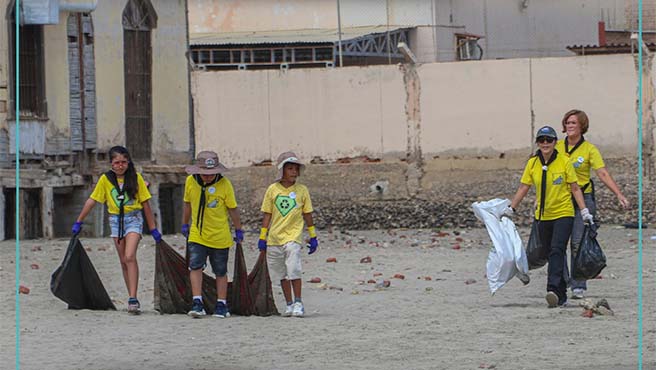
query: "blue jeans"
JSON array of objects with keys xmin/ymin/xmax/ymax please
[
  {"xmin": 187, "ymin": 242, "xmax": 229, "ymax": 277},
  {"xmin": 109, "ymin": 210, "xmax": 143, "ymax": 238},
  {"xmin": 538, "ymin": 217, "xmax": 574, "ymax": 305},
  {"xmin": 564, "ymin": 193, "xmax": 596, "ymax": 290}
]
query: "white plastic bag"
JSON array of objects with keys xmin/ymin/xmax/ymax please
[{"xmin": 472, "ymin": 198, "xmax": 530, "ymax": 294}]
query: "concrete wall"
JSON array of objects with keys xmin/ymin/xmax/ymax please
[
  {"xmin": 192, "ymin": 65, "xmax": 408, "ymax": 165},
  {"xmin": 437, "ymin": 0, "xmax": 627, "ymax": 59},
  {"xmin": 192, "ymin": 54, "xmax": 642, "ymax": 168}
]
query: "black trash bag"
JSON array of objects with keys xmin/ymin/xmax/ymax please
[
  {"xmin": 154, "ymin": 240, "xmax": 216, "ymax": 314},
  {"xmin": 248, "ymin": 250, "xmax": 279, "ymax": 316},
  {"xmin": 228, "ymin": 243, "xmax": 254, "ymax": 316},
  {"xmin": 50, "ymin": 236, "xmax": 116, "ymax": 310},
  {"xmin": 526, "ymin": 220, "xmax": 549, "ymax": 270},
  {"xmin": 573, "ymin": 223, "xmax": 607, "ymax": 280}
]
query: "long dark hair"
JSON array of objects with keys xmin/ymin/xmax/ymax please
[{"xmin": 108, "ymin": 146, "xmax": 138, "ymax": 200}]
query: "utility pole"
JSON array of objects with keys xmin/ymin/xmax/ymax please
[
  {"xmin": 386, "ymin": 0, "xmax": 391, "ymax": 64},
  {"xmin": 337, "ymin": 0, "xmax": 343, "ymax": 67}
]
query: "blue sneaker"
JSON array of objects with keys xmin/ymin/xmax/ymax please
[
  {"xmin": 187, "ymin": 298, "xmax": 206, "ymax": 318},
  {"xmin": 127, "ymin": 298, "xmax": 141, "ymax": 314},
  {"xmin": 213, "ymin": 301, "xmax": 230, "ymax": 318}
]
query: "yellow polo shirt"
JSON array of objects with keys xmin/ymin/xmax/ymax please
[
  {"xmin": 520, "ymin": 154, "xmax": 578, "ymax": 220},
  {"xmin": 555, "ymin": 139, "xmax": 605, "ymax": 193},
  {"xmin": 184, "ymin": 175, "xmax": 237, "ymax": 249}
]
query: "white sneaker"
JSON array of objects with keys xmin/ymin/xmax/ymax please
[
  {"xmin": 292, "ymin": 301, "xmax": 305, "ymax": 317},
  {"xmin": 572, "ymin": 288, "xmax": 585, "ymax": 299},
  {"xmin": 545, "ymin": 291, "xmax": 559, "ymax": 308},
  {"xmin": 283, "ymin": 304, "xmax": 294, "ymax": 317}
]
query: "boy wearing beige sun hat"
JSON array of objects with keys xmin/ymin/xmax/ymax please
[
  {"xmin": 258, "ymin": 151, "xmax": 318, "ymax": 317},
  {"xmin": 182, "ymin": 151, "xmax": 243, "ymax": 319}
]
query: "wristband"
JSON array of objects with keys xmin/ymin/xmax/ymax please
[
  {"xmin": 308, "ymin": 225, "xmax": 317, "ymax": 238},
  {"xmin": 259, "ymin": 227, "xmax": 268, "ymax": 240}
]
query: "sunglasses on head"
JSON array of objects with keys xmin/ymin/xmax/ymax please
[{"xmin": 536, "ymin": 136, "xmax": 555, "ymax": 144}]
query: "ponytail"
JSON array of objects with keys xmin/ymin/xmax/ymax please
[{"xmin": 123, "ymin": 161, "xmax": 138, "ymax": 200}]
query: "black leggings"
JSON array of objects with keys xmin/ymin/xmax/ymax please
[{"xmin": 537, "ymin": 217, "xmax": 574, "ymax": 304}]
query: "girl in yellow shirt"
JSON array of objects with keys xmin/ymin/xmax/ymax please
[{"xmin": 72, "ymin": 146, "xmax": 160, "ymax": 314}]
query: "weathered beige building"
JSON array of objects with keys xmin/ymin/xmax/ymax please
[{"xmin": 1, "ymin": 0, "xmax": 192, "ymax": 239}]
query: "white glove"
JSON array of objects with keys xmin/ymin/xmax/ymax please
[
  {"xmin": 580, "ymin": 208, "xmax": 594, "ymax": 224},
  {"xmin": 501, "ymin": 206, "xmax": 514, "ymax": 218}
]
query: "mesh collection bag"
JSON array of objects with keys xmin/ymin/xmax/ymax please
[
  {"xmin": 248, "ymin": 250, "xmax": 279, "ymax": 316},
  {"xmin": 228, "ymin": 243, "xmax": 254, "ymax": 316},
  {"xmin": 155, "ymin": 240, "xmax": 276, "ymax": 316},
  {"xmin": 154, "ymin": 239, "xmax": 216, "ymax": 314}
]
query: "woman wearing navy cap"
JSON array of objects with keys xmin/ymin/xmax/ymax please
[{"xmin": 504, "ymin": 126, "xmax": 592, "ymax": 308}]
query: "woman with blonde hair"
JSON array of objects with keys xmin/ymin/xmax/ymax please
[{"xmin": 556, "ymin": 109, "xmax": 630, "ymax": 299}]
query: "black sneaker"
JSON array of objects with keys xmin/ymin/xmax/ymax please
[{"xmin": 187, "ymin": 298, "xmax": 206, "ymax": 318}]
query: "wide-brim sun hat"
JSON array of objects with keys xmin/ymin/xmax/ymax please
[
  {"xmin": 185, "ymin": 150, "xmax": 229, "ymax": 175},
  {"xmin": 275, "ymin": 151, "xmax": 305, "ymax": 181},
  {"xmin": 535, "ymin": 125, "xmax": 558, "ymax": 140}
]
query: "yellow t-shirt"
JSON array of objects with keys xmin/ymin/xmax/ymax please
[
  {"xmin": 184, "ymin": 175, "xmax": 237, "ymax": 249},
  {"xmin": 555, "ymin": 139, "xmax": 605, "ymax": 193},
  {"xmin": 90, "ymin": 173, "xmax": 151, "ymax": 215},
  {"xmin": 520, "ymin": 154, "xmax": 578, "ymax": 220},
  {"xmin": 261, "ymin": 182, "xmax": 313, "ymax": 246}
]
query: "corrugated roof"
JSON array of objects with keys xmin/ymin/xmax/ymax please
[
  {"xmin": 190, "ymin": 25, "xmax": 411, "ymax": 46},
  {"xmin": 566, "ymin": 42, "xmax": 656, "ymax": 55}
]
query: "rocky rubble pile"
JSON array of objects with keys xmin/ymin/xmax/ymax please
[{"xmin": 239, "ymin": 158, "xmax": 654, "ymax": 230}]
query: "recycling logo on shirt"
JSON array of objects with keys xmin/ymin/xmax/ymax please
[
  {"xmin": 110, "ymin": 188, "xmax": 134, "ymax": 207},
  {"xmin": 275, "ymin": 195, "xmax": 297, "ymax": 217}
]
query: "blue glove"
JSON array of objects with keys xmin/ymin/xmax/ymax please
[
  {"xmin": 258, "ymin": 239, "xmax": 267, "ymax": 252},
  {"xmin": 151, "ymin": 228, "xmax": 162, "ymax": 243},
  {"xmin": 72, "ymin": 221, "xmax": 83, "ymax": 235},
  {"xmin": 181, "ymin": 223, "xmax": 190, "ymax": 238},
  {"xmin": 234, "ymin": 229, "xmax": 244, "ymax": 243},
  {"xmin": 308, "ymin": 237, "xmax": 318, "ymax": 255}
]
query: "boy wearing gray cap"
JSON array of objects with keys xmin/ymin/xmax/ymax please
[{"xmin": 258, "ymin": 151, "xmax": 318, "ymax": 317}]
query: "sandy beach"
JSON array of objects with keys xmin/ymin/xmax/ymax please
[{"xmin": 1, "ymin": 225, "xmax": 655, "ymax": 370}]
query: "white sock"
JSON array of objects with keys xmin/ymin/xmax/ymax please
[
  {"xmin": 218, "ymin": 299, "xmax": 227, "ymax": 305},
  {"xmin": 193, "ymin": 295, "xmax": 202, "ymax": 301}
]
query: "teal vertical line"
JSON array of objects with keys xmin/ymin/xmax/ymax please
[
  {"xmin": 14, "ymin": 0, "xmax": 20, "ymax": 369},
  {"xmin": 636, "ymin": 0, "xmax": 643, "ymax": 369}
]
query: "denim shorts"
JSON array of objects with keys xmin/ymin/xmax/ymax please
[
  {"xmin": 109, "ymin": 211, "xmax": 143, "ymax": 238},
  {"xmin": 188, "ymin": 242, "xmax": 230, "ymax": 277}
]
